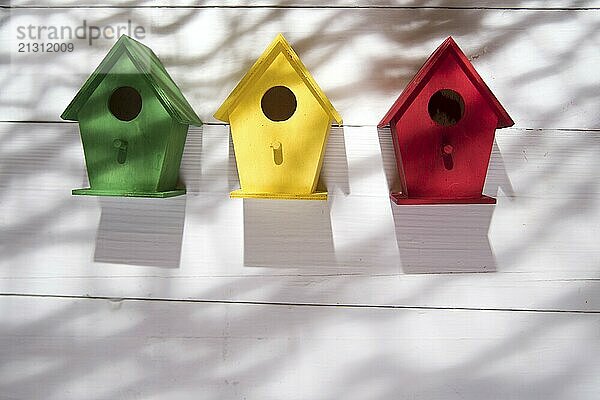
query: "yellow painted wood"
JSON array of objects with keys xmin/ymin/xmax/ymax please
[
  {"xmin": 229, "ymin": 189, "xmax": 327, "ymax": 200},
  {"xmin": 214, "ymin": 34, "xmax": 342, "ymax": 200}
]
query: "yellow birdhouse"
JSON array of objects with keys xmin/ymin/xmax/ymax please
[{"xmin": 214, "ymin": 34, "xmax": 342, "ymax": 200}]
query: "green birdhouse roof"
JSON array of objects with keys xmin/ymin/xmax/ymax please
[{"xmin": 61, "ymin": 35, "xmax": 202, "ymax": 126}]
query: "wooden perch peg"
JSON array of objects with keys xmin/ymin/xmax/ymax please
[
  {"xmin": 113, "ymin": 139, "xmax": 128, "ymax": 164},
  {"xmin": 271, "ymin": 141, "xmax": 283, "ymax": 165}
]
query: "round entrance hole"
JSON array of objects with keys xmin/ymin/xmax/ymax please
[
  {"xmin": 427, "ymin": 89, "xmax": 464, "ymax": 126},
  {"xmin": 109, "ymin": 86, "xmax": 142, "ymax": 121},
  {"xmin": 261, "ymin": 86, "xmax": 297, "ymax": 122}
]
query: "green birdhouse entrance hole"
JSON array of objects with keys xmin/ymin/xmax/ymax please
[{"xmin": 109, "ymin": 86, "xmax": 142, "ymax": 121}]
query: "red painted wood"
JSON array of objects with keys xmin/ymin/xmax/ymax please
[
  {"xmin": 379, "ymin": 37, "xmax": 514, "ymax": 204},
  {"xmin": 390, "ymin": 193, "xmax": 496, "ymax": 205}
]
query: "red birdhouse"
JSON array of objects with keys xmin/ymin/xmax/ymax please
[{"xmin": 378, "ymin": 37, "xmax": 514, "ymax": 205}]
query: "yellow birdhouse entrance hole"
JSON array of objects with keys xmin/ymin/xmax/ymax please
[
  {"xmin": 214, "ymin": 34, "xmax": 342, "ymax": 200},
  {"xmin": 261, "ymin": 86, "xmax": 297, "ymax": 122}
]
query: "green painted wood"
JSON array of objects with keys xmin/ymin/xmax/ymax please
[
  {"xmin": 61, "ymin": 35, "xmax": 202, "ymax": 198},
  {"xmin": 70, "ymin": 188, "xmax": 185, "ymax": 198}
]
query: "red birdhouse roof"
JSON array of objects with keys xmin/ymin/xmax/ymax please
[{"xmin": 378, "ymin": 37, "xmax": 514, "ymax": 129}]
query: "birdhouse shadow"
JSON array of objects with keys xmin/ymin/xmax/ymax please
[
  {"xmin": 485, "ymin": 140, "xmax": 516, "ymax": 199},
  {"xmin": 94, "ymin": 197, "xmax": 186, "ymax": 268},
  {"xmin": 227, "ymin": 132, "xmax": 241, "ymax": 192},
  {"xmin": 319, "ymin": 126, "xmax": 350, "ymax": 196},
  {"xmin": 377, "ymin": 127, "xmax": 405, "ymax": 195},
  {"xmin": 243, "ymin": 199, "xmax": 335, "ymax": 268},
  {"xmin": 178, "ymin": 125, "xmax": 204, "ymax": 195},
  {"xmin": 391, "ymin": 203, "xmax": 496, "ymax": 274}
]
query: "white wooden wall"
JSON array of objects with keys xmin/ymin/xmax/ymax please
[{"xmin": 1, "ymin": 2, "xmax": 599, "ymax": 399}]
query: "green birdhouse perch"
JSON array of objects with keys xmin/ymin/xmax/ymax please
[{"xmin": 61, "ymin": 35, "xmax": 202, "ymax": 198}]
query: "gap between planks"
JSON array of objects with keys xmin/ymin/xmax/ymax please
[
  {"xmin": 1, "ymin": 274, "xmax": 598, "ymax": 280},
  {"xmin": 0, "ymin": 121, "xmax": 599, "ymax": 132},
  {"xmin": 2, "ymin": 292, "xmax": 599, "ymax": 314},
  {"xmin": 3, "ymin": 5, "xmax": 600, "ymax": 10}
]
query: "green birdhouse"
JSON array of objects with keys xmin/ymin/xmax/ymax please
[{"xmin": 61, "ymin": 35, "xmax": 202, "ymax": 198}]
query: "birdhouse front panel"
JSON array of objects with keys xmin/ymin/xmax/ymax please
[
  {"xmin": 228, "ymin": 52, "xmax": 331, "ymax": 196},
  {"xmin": 393, "ymin": 52, "xmax": 499, "ymax": 200},
  {"xmin": 76, "ymin": 54, "xmax": 187, "ymax": 195}
]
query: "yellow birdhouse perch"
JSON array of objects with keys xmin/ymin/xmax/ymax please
[{"xmin": 215, "ymin": 34, "xmax": 342, "ymax": 200}]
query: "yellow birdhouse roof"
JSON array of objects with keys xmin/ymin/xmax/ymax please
[{"xmin": 214, "ymin": 33, "xmax": 342, "ymax": 124}]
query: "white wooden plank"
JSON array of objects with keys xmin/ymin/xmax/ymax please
[
  {"xmin": 1, "ymin": 8, "xmax": 599, "ymax": 129},
  {"xmin": 7, "ymin": 1, "xmax": 600, "ymax": 8},
  {"xmin": 1, "ymin": 123, "xmax": 597, "ymax": 200},
  {"xmin": 0, "ymin": 295, "xmax": 599, "ymax": 400},
  {"xmin": 0, "ymin": 122, "xmax": 599, "ymax": 311}
]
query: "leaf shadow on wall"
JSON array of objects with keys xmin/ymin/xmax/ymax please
[
  {"xmin": 2, "ymin": 4, "xmax": 600, "ymax": 400},
  {"xmin": 94, "ymin": 196, "xmax": 186, "ymax": 268}
]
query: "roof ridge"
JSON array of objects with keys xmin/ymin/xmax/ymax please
[
  {"xmin": 61, "ymin": 35, "xmax": 201, "ymax": 126},
  {"xmin": 378, "ymin": 37, "xmax": 513, "ymax": 129},
  {"xmin": 214, "ymin": 33, "xmax": 342, "ymax": 124}
]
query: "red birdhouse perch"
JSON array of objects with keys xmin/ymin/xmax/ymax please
[{"xmin": 378, "ymin": 37, "xmax": 514, "ymax": 205}]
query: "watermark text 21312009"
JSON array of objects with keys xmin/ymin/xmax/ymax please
[{"xmin": 16, "ymin": 20, "xmax": 146, "ymax": 48}]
